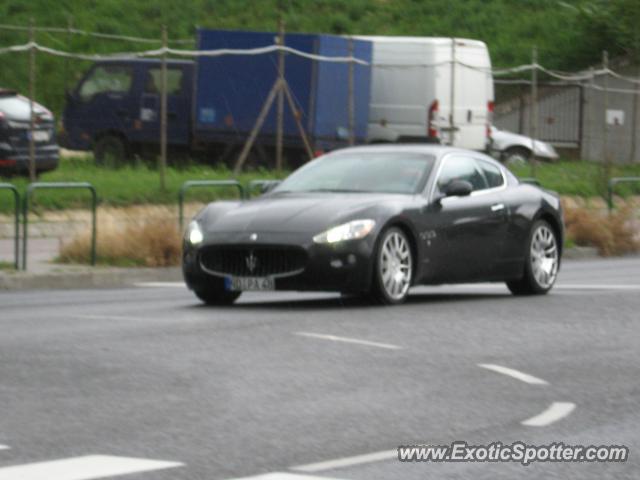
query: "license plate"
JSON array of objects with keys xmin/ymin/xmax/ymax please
[
  {"xmin": 30, "ymin": 130, "xmax": 50, "ymax": 142},
  {"xmin": 225, "ymin": 276, "xmax": 275, "ymax": 292}
]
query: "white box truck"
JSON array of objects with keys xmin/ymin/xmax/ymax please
[{"xmin": 355, "ymin": 36, "xmax": 494, "ymax": 151}]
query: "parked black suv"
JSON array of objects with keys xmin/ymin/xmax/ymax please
[{"xmin": 0, "ymin": 89, "xmax": 59, "ymax": 176}]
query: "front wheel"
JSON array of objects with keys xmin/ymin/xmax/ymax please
[
  {"xmin": 94, "ymin": 135, "xmax": 128, "ymax": 167},
  {"xmin": 506, "ymin": 220, "xmax": 559, "ymax": 295},
  {"xmin": 370, "ymin": 227, "xmax": 413, "ymax": 304},
  {"xmin": 501, "ymin": 146, "xmax": 530, "ymax": 167},
  {"xmin": 194, "ymin": 287, "xmax": 241, "ymax": 306}
]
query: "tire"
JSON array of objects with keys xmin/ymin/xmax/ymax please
[
  {"xmin": 194, "ymin": 287, "xmax": 241, "ymax": 306},
  {"xmin": 369, "ymin": 227, "xmax": 414, "ymax": 305},
  {"xmin": 94, "ymin": 135, "xmax": 128, "ymax": 167},
  {"xmin": 506, "ymin": 220, "xmax": 559, "ymax": 296},
  {"xmin": 501, "ymin": 146, "xmax": 531, "ymax": 167}
]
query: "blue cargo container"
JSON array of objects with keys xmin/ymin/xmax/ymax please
[
  {"xmin": 62, "ymin": 29, "xmax": 372, "ymax": 165},
  {"xmin": 195, "ymin": 29, "xmax": 372, "ymax": 151}
]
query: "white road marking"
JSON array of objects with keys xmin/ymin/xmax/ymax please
[
  {"xmin": 135, "ymin": 282, "xmax": 185, "ymax": 288},
  {"xmin": 294, "ymin": 332, "xmax": 402, "ymax": 350},
  {"xmin": 0, "ymin": 455, "xmax": 182, "ymax": 480},
  {"xmin": 291, "ymin": 449, "xmax": 397, "ymax": 472},
  {"xmin": 556, "ymin": 284, "xmax": 640, "ymax": 291},
  {"xmin": 478, "ymin": 363, "xmax": 549, "ymax": 385},
  {"xmin": 227, "ymin": 473, "xmax": 345, "ymax": 479},
  {"xmin": 0, "ymin": 445, "xmax": 9, "ymax": 451},
  {"xmin": 521, "ymin": 402, "xmax": 576, "ymax": 427},
  {"xmin": 72, "ymin": 314, "xmax": 144, "ymax": 322}
]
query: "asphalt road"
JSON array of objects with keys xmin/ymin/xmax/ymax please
[{"xmin": 0, "ymin": 257, "xmax": 639, "ymax": 480}]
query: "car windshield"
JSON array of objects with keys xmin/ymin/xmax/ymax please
[{"xmin": 274, "ymin": 152, "xmax": 435, "ymax": 195}]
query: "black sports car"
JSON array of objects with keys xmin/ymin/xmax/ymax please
[{"xmin": 183, "ymin": 145, "xmax": 563, "ymax": 305}]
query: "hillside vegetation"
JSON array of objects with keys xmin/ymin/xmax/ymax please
[{"xmin": 0, "ymin": 0, "xmax": 631, "ymax": 116}]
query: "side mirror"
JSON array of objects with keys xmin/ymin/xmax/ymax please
[{"xmin": 444, "ymin": 179, "xmax": 473, "ymax": 197}]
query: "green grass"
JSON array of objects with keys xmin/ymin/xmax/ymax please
[
  {"xmin": 2, "ymin": 156, "xmax": 639, "ymax": 216},
  {"xmin": 508, "ymin": 160, "xmax": 640, "ymax": 198},
  {"xmin": 0, "ymin": 155, "xmax": 288, "ymax": 214},
  {"xmin": 0, "ymin": 260, "xmax": 16, "ymax": 271}
]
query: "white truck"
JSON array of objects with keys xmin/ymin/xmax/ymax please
[{"xmin": 355, "ymin": 36, "xmax": 494, "ymax": 151}]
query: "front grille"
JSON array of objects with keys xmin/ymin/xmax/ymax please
[{"xmin": 199, "ymin": 245, "xmax": 308, "ymax": 278}]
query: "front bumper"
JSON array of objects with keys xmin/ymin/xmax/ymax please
[{"xmin": 182, "ymin": 233, "xmax": 377, "ymax": 294}]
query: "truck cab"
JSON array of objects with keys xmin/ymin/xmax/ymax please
[{"xmin": 63, "ymin": 59, "xmax": 194, "ymax": 163}]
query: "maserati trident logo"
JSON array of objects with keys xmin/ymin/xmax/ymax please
[{"xmin": 246, "ymin": 251, "xmax": 258, "ymax": 273}]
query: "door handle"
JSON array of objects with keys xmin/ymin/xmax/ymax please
[{"xmin": 491, "ymin": 203, "xmax": 505, "ymax": 212}]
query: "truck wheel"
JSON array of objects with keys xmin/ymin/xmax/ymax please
[
  {"xmin": 501, "ymin": 147, "xmax": 530, "ymax": 167},
  {"xmin": 94, "ymin": 135, "xmax": 128, "ymax": 167}
]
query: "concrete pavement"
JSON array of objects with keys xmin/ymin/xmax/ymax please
[{"xmin": 0, "ymin": 258, "xmax": 638, "ymax": 479}]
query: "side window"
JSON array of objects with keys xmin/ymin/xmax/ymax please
[
  {"xmin": 144, "ymin": 68, "xmax": 184, "ymax": 95},
  {"xmin": 79, "ymin": 65, "xmax": 133, "ymax": 101},
  {"xmin": 477, "ymin": 159, "xmax": 505, "ymax": 189},
  {"xmin": 435, "ymin": 155, "xmax": 487, "ymax": 195}
]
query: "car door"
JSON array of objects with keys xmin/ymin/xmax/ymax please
[
  {"xmin": 422, "ymin": 153, "xmax": 508, "ymax": 282},
  {"xmin": 67, "ymin": 63, "xmax": 136, "ymax": 146},
  {"xmin": 136, "ymin": 65, "xmax": 191, "ymax": 146}
]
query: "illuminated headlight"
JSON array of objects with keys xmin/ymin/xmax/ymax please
[
  {"xmin": 313, "ymin": 219, "xmax": 376, "ymax": 244},
  {"xmin": 186, "ymin": 220, "xmax": 204, "ymax": 245}
]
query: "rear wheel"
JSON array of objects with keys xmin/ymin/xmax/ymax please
[
  {"xmin": 370, "ymin": 227, "xmax": 413, "ymax": 304},
  {"xmin": 506, "ymin": 220, "xmax": 559, "ymax": 295}
]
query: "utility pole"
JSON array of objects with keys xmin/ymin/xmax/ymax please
[
  {"xmin": 530, "ymin": 46, "xmax": 538, "ymax": 177},
  {"xmin": 449, "ymin": 38, "xmax": 456, "ymax": 146},
  {"xmin": 159, "ymin": 25, "xmax": 168, "ymax": 191},
  {"xmin": 276, "ymin": 17, "xmax": 285, "ymax": 170},
  {"xmin": 602, "ymin": 50, "xmax": 611, "ymax": 183},
  {"xmin": 28, "ymin": 18, "xmax": 36, "ymax": 182},
  {"xmin": 348, "ymin": 36, "xmax": 355, "ymax": 146}
]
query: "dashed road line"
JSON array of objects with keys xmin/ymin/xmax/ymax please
[
  {"xmin": 521, "ymin": 402, "xmax": 576, "ymax": 427},
  {"xmin": 0, "ymin": 455, "xmax": 182, "ymax": 480},
  {"xmin": 227, "ymin": 473, "xmax": 346, "ymax": 479},
  {"xmin": 478, "ymin": 363, "xmax": 549, "ymax": 385},
  {"xmin": 0, "ymin": 446, "xmax": 9, "ymax": 451},
  {"xmin": 291, "ymin": 449, "xmax": 397, "ymax": 473},
  {"xmin": 294, "ymin": 332, "xmax": 403, "ymax": 350},
  {"xmin": 71, "ymin": 314, "xmax": 145, "ymax": 322}
]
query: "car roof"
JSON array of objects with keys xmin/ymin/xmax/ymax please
[{"xmin": 327, "ymin": 144, "xmax": 489, "ymax": 160}]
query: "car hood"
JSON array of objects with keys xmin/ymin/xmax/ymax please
[{"xmin": 200, "ymin": 192, "xmax": 408, "ymax": 234}]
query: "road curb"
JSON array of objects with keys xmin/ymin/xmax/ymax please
[{"xmin": 0, "ymin": 267, "xmax": 182, "ymax": 291}]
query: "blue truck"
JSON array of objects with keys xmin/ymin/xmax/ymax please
[{"xmin": 62, "ymin": 29, "xmax": 372, "ymax": 166}]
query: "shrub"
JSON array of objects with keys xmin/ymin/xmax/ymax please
[
  {"xmin": 563, "ymin": 203, "xmax": 639, "ymax": 256},
  {"xmin": 58, "ymin": 210, "xmax": 182, "ymax": 267}
]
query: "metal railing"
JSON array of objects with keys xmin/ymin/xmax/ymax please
[
  {"xmin": 178, "ymin": 180, "xmax": 245, "ymax": 229},
  {"xmin": 0, "ymin": 183, "xmax": 20, "ymax": 270},
  {"xmin": 247, "ymin": 179, "xmax": 281, "ymax": 197},
  {"xmin": 607, "ymin": 177, "xmax": 640, "ymax": 212},
  {"xmin": 23, "ymin": 182, "xmax": 97, "ymax": 270}
]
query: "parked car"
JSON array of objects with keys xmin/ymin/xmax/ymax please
[
  {"xmin": 490, "ymin": 126, "xmax": 558, "ymax": 165},
  {"xmin": 183, "ymin": 144, "xmax": 563, "ymax": 305},
  {"xmin": 0, "ymin": 88, "xmax": 59, "ymax": 176}
]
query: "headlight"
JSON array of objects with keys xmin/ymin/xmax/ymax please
[
  {"xmin": 313, "ymin": 219, "xmax": 376, "ymax": 244},
  {"xmin": 186, "ymin": 220, "xmax": 203, "ymax": 245}
]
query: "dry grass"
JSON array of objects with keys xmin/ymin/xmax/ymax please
[
  {"xmin": 58, "ymin": 209, "xmax": 182, "ymax": 267},
  {"xmin": 563, "ymin": 202, "xmax": 640, "ymax": 256}
]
